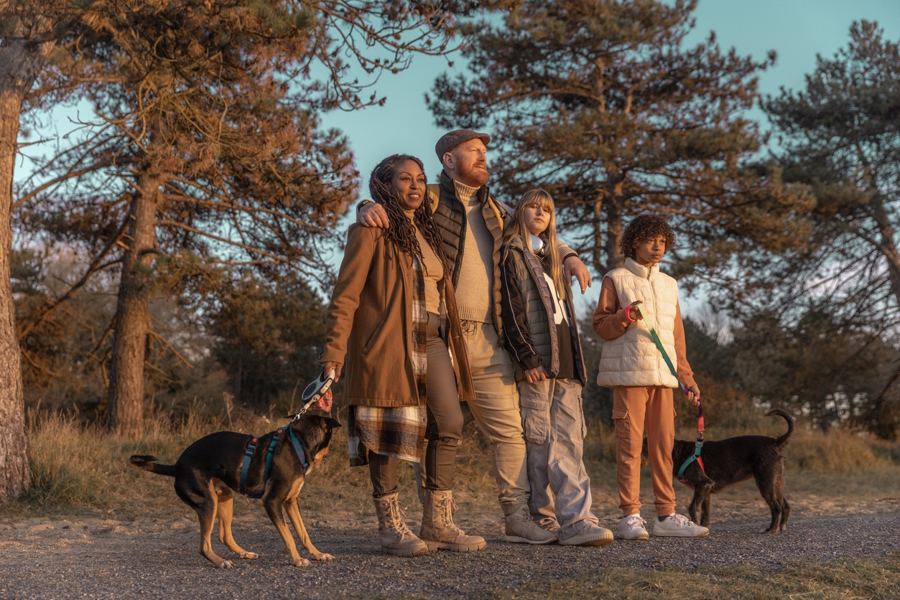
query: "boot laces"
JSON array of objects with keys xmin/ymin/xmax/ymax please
[
  {"xmin": 388, "ymin": 498, "xmax": 413, "ymax": 538},
  {"xmin": 437, "ymin": 495, "xmax": 462, "ymax": 533}
]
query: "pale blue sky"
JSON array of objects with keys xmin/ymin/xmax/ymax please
[
  {"xmin": 317, "ymin": 0, "xmax": 900, "ymax": 316},
  {"xmin": 323, "ymin": 0, "xmax": 900, "ymax": 191}
]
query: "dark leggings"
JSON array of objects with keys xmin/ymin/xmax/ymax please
[{"xmin": 370, "ymin": 312, "xmax": 464, "ymax": 497}]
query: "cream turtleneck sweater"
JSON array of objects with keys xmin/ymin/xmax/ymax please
[{"xmin": 453, "ymin": 181, "xmax": 494, "ymax": 323}]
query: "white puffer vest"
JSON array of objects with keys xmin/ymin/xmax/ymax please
[{"xmin": 597, "ymin": 258, "xmax": 680, "ymax": 388}]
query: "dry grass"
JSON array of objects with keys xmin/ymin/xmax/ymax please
[
  {"xmin": 6, "ymin": 404, "xmax": 500, "ymax": 520},
  {"xmin": 4, "ymin": 405, "xmax": 899, "ymax": 521}
]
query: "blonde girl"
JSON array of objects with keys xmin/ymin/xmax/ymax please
[{"xmin": 499, "ymin": 189, "xmax": 613, "ymax": 547}]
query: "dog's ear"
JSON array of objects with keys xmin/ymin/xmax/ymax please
[{"xmin": 317, "ymin": 416, "xmax": 341, "ymax": 431}]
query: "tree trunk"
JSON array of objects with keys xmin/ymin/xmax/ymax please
[
  {"xmin": 871, "ymin": 201, "xmax": 900, "ymax": 311},
  {"xmin": 605, "ymin": 194, "xmax": 625, "ymax": 271},
  {"xmin": 0, "ymin": 79, "xmax": 31, "ymax": 505},
  {"xmin": 0, "ymin": 19, "xmax": 53, "ymax": 503},
  {"xmin": 592, "ymin": 198, "xmax": 606, "ymax": 275},
  {"xmin": 106, "ymin": 175, "xmax": 158, "ymax": 437}
]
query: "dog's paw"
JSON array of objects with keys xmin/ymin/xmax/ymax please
[
  {"xmin": 240, "ymin": 552, "xmax": 259, "ymax": 560},
  {"xmin": 314, "ymin": 553, "xmax": 334, "ymax": 561},
  {"xmin": 292, "ymin": 557, "xmax": 311, "ymax": 567},
  {"xmin": 218, "ymin": 560, "xmax": 234, "ymax": 569}
]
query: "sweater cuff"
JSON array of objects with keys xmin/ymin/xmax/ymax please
[
  {"xmin": 679, "ymin": 373, "xmax": 697, "ymax": 390},
  {"xmin": 521, "ymin": 353, "xmax": 542, "ymax": 371},
  {"xmin": 562, "ymin": 251, "xmax": 578, "ymax": 262}
]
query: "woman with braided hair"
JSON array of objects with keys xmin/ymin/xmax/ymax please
[{"xmin": 320, "ymin": 154, "xmax": 485, "ymax": 556}]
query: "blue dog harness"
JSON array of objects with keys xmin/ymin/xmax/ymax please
[
  {"xmin": 676, "ymin": 440, "xmax": 706, "ymax": 487},
  {"xmin": 236, "ymin": 373, "xmax": 328, "ymax": 498},
  {"xmin": 238, "ymin": 426, "xmax": 309, "ymax": 499}
]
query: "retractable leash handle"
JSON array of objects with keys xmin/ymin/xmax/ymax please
[{"xmin": 288, "ymin": 369, "xmax": 335, "ymax": 423}]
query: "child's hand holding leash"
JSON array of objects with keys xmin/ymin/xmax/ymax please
[
  {"xmin": 628, "ymin": 300, "xmax": 643, "ymax": 322},
  {"xmin": 685, "ymin": 384, "xmax": 701, "ymax": 406}
]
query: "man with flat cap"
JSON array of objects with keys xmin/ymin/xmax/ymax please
[{"xmin": 358, "ymin": 129, "xmax": 592, "ymax": 544}]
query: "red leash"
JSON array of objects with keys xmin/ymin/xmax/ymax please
[{"xmin": 677, "ymin": 398, "xmax": 705, "ymax": 487}]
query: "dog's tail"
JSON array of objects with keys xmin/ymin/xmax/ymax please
[
  {"xmin": 129, "ymin": 455, "xmax": 176, "ymax": 477},
  {"xmin": 766, "ymin": 409, "xmax": 795, "ymax": 448}
]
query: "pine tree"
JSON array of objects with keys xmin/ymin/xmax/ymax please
[
  {"xmin": 762, "ymin": 21, "xmax": 900, "ymax": 437},
  {"xmin": 13, "ymin": 248, "xmax": 207, "ymax": 420},
  {"xmin": 730, "ymin": 305, "xmax": 898, "ymax": 432},
  {"xmin": 0, "ymin": 0, "xmax": 60, "ymax": 505},
  {"xmin": 428, "ymin": 0, "xmax": 809, "ymax": 280},
  {"xmin": 208, "ymin": 272, "xmax": 327, "ymax": 408},
  {"xmin": 2, "ymin": 0, "xmax": 461, "ymax": 488}
]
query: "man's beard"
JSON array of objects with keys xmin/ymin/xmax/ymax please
[{"xmin": 459, "ymin": 163, "xmax": 489, "ymax": 187}]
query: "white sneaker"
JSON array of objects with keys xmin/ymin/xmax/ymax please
[
  {"xmin": 618, "ymin": 514, "xmax": 649, "ymax": 540},
  {"xmin": 652, "ymin": 514, "xmax": 709, "ymax": 538}
]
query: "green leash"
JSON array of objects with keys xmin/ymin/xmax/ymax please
[
  {"xmin": 633, "ymin": 303, "xmax": 690, "ymax": 397},
  {"xmin": 633, "ymin": 302, "xmax": 705, "ymax": 482}
]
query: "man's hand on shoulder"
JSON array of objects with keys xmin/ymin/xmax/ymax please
[
  {"xmin": 564, "ymin": 255, "xmax": 592, "ymax": 294},
  {"xmin": 358, "ymin": 201, "xmax": 390, "ymax": 229}
]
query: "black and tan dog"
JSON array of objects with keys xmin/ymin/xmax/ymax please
[
  {"xmin": 130, "ymin": 415, "xmax": 340, "ymax": 568},
  {"xmin": 642, "ymin": 409, "xmax": 794, "ymax": 533}
]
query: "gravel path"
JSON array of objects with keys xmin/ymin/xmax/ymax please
[{"xmin": 1, "ymin": 508, "xmax": 898, "ymax": 599}]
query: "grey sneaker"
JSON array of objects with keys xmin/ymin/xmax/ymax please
[
  {"xmin": 559, "ymin": 523, "xmax": 614, "ymax": 547},
  {"xmin": 619, "ymin": 514, "xmax": 649, "ymax": 540},
  {"xmin": 502, "ymin": 503, "xmax": 558, "ymax": 544},
  {"xmin": 652, "ymin": 514, "xmax": 709, "ymax": 538}
]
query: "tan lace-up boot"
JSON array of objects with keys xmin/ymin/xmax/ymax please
[
  {"xmin": 419, "ymin": 490, "xmax": 487, "ymax": 552},
  {"xmin": 373, "ymin": 493, "xmax": 430, "ymax": 557}
]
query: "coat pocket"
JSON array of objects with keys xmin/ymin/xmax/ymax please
[{"xmin": 362, "ymin": 314, "xmax": 387, "ymax": 354}]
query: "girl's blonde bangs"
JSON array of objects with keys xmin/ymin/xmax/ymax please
[{"xmin": 522, "ymin": 191, "xmax": 554, "ymax": 211}]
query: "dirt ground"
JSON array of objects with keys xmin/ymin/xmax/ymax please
[{"xmin": 2, "ymin": 480, "xmax": 898, "ymax": 599}]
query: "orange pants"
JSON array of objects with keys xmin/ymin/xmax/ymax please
[{"xmin": 612, "ymin": 386, "xmax": 676, "ymax": 518}]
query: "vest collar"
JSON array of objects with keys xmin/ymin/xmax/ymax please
[
  {"xmin": 440, "ymin": 170, "xmax": 488, "ymax": 205},
  {"xmin": 624, "ymin": 257, "xmax": 658, "ymax": 281}
]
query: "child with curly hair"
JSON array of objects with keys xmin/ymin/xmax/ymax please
[{"xmin": 593, "ymin": 214, "xmax": 707, "ymax": 540}]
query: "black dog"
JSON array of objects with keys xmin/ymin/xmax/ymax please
[
  {"xmin": 130, "ymin": 414, "xmax": 341, "ymax": 568},
  {"xmin": 642, "ymin": 409, "xmax": 794, "ymax": 533}
]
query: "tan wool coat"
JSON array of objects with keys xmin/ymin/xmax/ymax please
[{"xmin": 320, "ymin": 224, "xmax": 475, "ymax": 407}]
